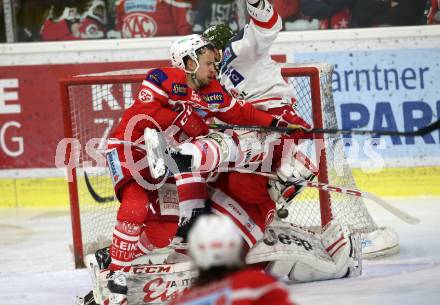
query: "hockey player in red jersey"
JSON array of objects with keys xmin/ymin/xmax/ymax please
[
  {"xmin": 168, "ymin": 214, "xmax": 296, "ymax": 305},
  {"xmin": 193, "ymin": 0, "xmax": 363, "ymax": 284},
  {"xmin": 103, "ymin": 33, "xmax": 289, "ymax": 304},
  {"xmin": 189, "ymin": 0, "xmax": 317, "ymax": 241},
  {"xmin": 113, "ymin": 0, "xmax": 193, "ymax": 38}
]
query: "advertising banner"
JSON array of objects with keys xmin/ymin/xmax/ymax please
[
  {"xmin": 0, "ymin": 60, "xmax": 168, "ymax": 172},
  {"xmin": 295, "ymin": 48, "xmax": 440, "ymax": 168},
  {"xmin": 1, "ymin": 26, "xmax": 439, "ymax": 177}
]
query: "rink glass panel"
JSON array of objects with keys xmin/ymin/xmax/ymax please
[{"xmin": 60, "ymin": 65, "xmax": 378, "ymax": 268}]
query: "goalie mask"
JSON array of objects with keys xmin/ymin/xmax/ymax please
[
  {"xmin": 170, "ymin": 34, "xmax": 214, "ymax": 74},
  {"xmin": 188, "ymin": 215, "xmax": 243, "ymax": 270}
]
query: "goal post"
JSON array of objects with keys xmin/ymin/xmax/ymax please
[{"xmin": 59, "ymin": 64, "xmax": 386, "ymax": 268}]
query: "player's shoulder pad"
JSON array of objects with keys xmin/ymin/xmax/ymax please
[{"xmin": 145, "ymin": 68, "xmax": 169, "ymax": 87}]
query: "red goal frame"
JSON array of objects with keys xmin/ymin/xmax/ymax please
[{"xmin": 59, "ymin": 67, "xmax": 332, "ymax": 268}]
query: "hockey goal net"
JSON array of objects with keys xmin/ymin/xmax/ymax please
[{"xmin": 60, "ymin": 63, "xmax": 381, "ymax": 268}]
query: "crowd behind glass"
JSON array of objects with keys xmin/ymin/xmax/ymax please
[{"xmin": 0, "ymin": 0, "xmax": 438, "ymax": 43}]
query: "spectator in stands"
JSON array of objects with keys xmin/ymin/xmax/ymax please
[
  {"xmin": 111, "ymin": 0, "xmax": 193, "ymax": 38},
  {"xmin": 351, "ymin": 0, "xmax": 428, "ymax": 27},
  {"xmin": 300, "ymin": 0, "xmax": 353, "ymax": 29},
  {"xmin": 15, "ymin": 0, "xmax": 52, "ymax": 41},
  {"xmin": 192, "ymin": 0, "xmax": 240, "ymax": 34},
  {"xmin": 39, "ymin": 0, "xmax": 107, "ymax": 41},
  {"xmin": 272, "ymin": 0, "xmax": 301, "ymax": 30}
]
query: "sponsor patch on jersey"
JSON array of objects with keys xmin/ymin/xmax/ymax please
[
  {"xmin": 138, "ymin": 88, "xmax": 154, "ymax": 103},
  {"xmin": 202, "ymin": 92, "xmax": 224, "ymax": 104},
  {"xmin": 229, "ymin": 69, "xmax": 244, "ymax": 86},
  {"xmin": 146, "ymin": 69, "xmax": 168, "ymax": 86},
  {"xmin": 222, "ymin": 47, "xmax": 232, "ymax": 63},
  {"xmin": 171, "ymin": 83, "xmax": 187, "ymax": 96},
  {"xmin": 124, "ymin": 0, "xmax": 156, "ymax": 13},
  {"xmin": 107, "ymin": 150, "xmax": 123, "ymax": 185}
]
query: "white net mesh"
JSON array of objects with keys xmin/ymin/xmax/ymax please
[
  {"xmin": 62, "ymin": 63, "xmax": 379, "ymax": 262},
  {"xmin": 282, "ymin": 63, "xmax": 377, "ymax": 233}
]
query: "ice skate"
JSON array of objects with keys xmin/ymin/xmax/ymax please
[
  {"xmin": 144, "ymin": 128, "xmax": 170, "ymax": 179},
  {"xmin": 144, "ymin": 128, "xmax": 194, "ymax": 178}
]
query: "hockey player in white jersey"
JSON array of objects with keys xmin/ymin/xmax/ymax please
[
  {"xmin": 202, "ymin": 0, "xmax": 317, "ymax": 198},
  {"xmin": 201, "ymin": 0, "xmax": 398, "ymax": 268}
]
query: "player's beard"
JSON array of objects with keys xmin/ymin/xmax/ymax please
[{"xmin": 196, "ymin": 75, "xmax": 212, "ymax": 88}]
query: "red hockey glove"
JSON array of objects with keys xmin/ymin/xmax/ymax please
[
  {"xmin": 269, "ymin": 106, "xmax": 313, "ymax": 140},
  {"xmin": 173, "ymin": 103, "xmax": 209, "ymax": 138}
]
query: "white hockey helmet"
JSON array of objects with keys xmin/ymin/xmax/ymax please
[
  {"xmin": 170, "ymin": 34, "xmax": 213, "ymax": 73},
  {"xmin": 188, "ymin": 215, "xmax": 243, "ymax": 270}
]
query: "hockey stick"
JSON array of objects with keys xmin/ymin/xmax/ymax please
[
  {"xmin": 253, "ymin": 171, "xmax": 419, "ymax": 224},
  {"xmin": 209, "ymin": 119, "xmax": 440, "ymax": 137},
  {"xmin": 302, "ymin": 181, "xmax": 420, "ymax": 225},
  {"xmin": 84, "ymin": 171, "xmax": 114, "ymax": 203}
]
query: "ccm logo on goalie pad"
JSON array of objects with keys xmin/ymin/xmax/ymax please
[
  {"xmin": 131, "ymin": 264, "xmax": 173, "ymax": 274},
  {"xmin": 263, "ymin": 228, "xmax": 313, "ymax": 251}
]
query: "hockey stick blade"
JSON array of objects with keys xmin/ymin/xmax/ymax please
[
  {"xmin": 304, "ymin": 181, "xmax": 420, "ymax": 225},
  {"xmin": 209, "ymin": 119, "xmax": 440, "ymax": 137},
  {"xmin": 363, "ymin": 191, "xmax": 420, "ymax": 225},
  {"xmin": 84, "ymin": 172, "xmax": 114, "ymax": 203}
]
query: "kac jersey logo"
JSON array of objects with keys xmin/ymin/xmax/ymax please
[
  {"xmin": 122, "ymin": 13, "xmax": 157, "ymax": 37},
  {"xmin": 138, "ymin": 88, "xmax": 154, "ymax": 103}
]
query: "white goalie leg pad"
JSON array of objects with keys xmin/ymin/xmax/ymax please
[
  {"xmin": 321, "ymin": 221, "xmax": 351, "ymax": 272},
  {"xmin": 288, "ymin": 221, "xmax": 361, "ymax": 282},
  {"xmin": 362, "ymin": 226, "xmax": 399, "ymax": 259},
  {"xmin": 247, "ymin": 220, "xmax": 362, "ymax": 283},
  {"xmin": 321, "ymin": 221, "xmax": 362, "ymax": 278},
  {"xmin": 91, "ymin": 261, "xmax": 197, "ymax": 305},
  {"xmin": 265, "ymin": 260, "xmax": 295, "ymax": 279}
]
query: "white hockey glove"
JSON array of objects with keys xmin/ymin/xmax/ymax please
[{"xmin": 247, "ymin": 0, "xmax": 264, "ymax": 8}]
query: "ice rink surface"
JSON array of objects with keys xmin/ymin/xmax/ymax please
[{"xmin": 1, "ymin": 197, "xmax": 439, "ymax": 305}]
